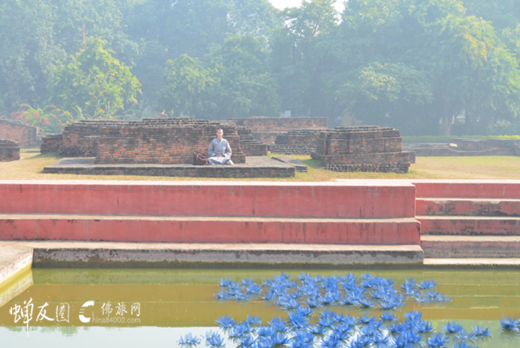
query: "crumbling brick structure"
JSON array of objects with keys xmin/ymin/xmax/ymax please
[
  {"xmin": 311, "ymin": 126, "xmax": 412, "ymax": 173},
  {"xmin": 41, "ymin": 134, "xmax": 63, "ymax": 153},
  {"xmin": 0, "ymin": 119, "xmax": 41, "ymax": 148},
  {"xmin": 58, "ymin": 119, "xmax": 246, "ymax": 164},
  {"xmin": 269, "ymin": 129, "xmax": 327, "ymax": 155},
  {"xmin": 237, "ymin": 126, "xmax": 268, "ymax": 156},
  {"xmin": 228, "ymin": 117, "xmax": 328, "ymax": 144},
  {"xmin": 0, "ymin": 139, "xmax": 20, "ymax": 162}
]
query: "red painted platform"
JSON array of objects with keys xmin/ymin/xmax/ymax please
[
  {"xmin": 0, "ymin": 180, "xmax": 415, "ymax": 218},
  {"xmin": 416, "ymin": 198, "xmax": 520, "ymax": 216},
  {"xmin": 418, "ymin": 216, "xmax": 520, "ymax": 236},
  {"xmin": 0, "ymin": 215, "xmax": 420, "ymax": 245},
  {"xmin": 412, "ymin": 180, "xmax": 520, "ymax": 199}
]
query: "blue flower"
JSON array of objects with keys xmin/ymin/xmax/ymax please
[
  {"xmin": 443, "ymin": 322, "xmax": 464, "ymax": 334},
  {"xmin": 380, "ymin": 312, "xmax": 396, "ymax": 322},
  {"xmin": 358, "ymin": 297, "xmax": 375, "ymax": 308},
  {"xmin": 500, "ymin": 316, "xmax": 519, "ymax": 331},
  {"xmin": 471, "ymin": 326, "xmax": 491, "ymax": 337},
  {"xmin": 414, "ymin": 320, "xmax": 433, "ymax": 333},
  {"xmin": 205, "ymin": 332, "xmax": 225, "ymax": 348},
  {"xmin": 219, "ymin": 278, "xmax": 232, "ymax": 287},
  {"xmin": 269, "ymin": 317, "xmax": 289, "ymax": 332},
  {"xmin": 427, "ymin": 333, "xmax": 449, "ymax": 347},
  {"xmin": 418, "ymin": 280, "xmax": 437, "ymax": 290},
  {"xmin": 216, "ymin": 315, "xmax": 236, "ymax": 329},
  {"xmin": 246, "ymin": 284, "xmax": 262, "ymax": 295},
  {"xmin": 247, "ymin": 315, "xmax": 261, "ymax": 326},
  {"xmin": 179, "ymin": 333, "xmax": 200, "ymax": 346}
]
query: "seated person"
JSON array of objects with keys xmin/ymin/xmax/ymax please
[{"xmin": 208, "ymin": 128, "xmax": 234, "ymax": 165}]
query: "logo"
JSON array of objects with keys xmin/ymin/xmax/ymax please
[{"xmin": 79, "ymin": 300, "xmax": 95, "ymax": 323}]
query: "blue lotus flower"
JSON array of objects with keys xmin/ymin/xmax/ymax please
[
  {"xmin": 358, "ymin": 297, "xmax": 375, "ymax": 308},
  {"xmin": 306, "ymin": 296, "xmax": 322, "ymax": 308},
  {"xmin": 358, "ymin": 314, "xmax": 375, "ymax": 325},
  {"xmin": 414, "ymin": 320, "xmax": 433, "ymax": 333},
  {"xmin": 380, "ymin": 312, "xmax": 396, "ymax": 322},
  {"xmin": 284, "ymin": 298, "xmax": 301, "ymax": 310},
  {"xmin": 179, "ymin": 332, "xmax": 200, "ymax": 346},
  {"xmin": 373, "ymin": 332, "xmax": 391, "ymax": 348},
  {"xmin": 317, "ymin": 315, "xmax": 336, "ymax": 328},
  {"xmin": 220, "ymin": 278, "xmax": 232, "ymax": 287},
  {"xmin": 471, "ymin": 326, "xmax": 491, "ymax": 337},
  {"xmin": 437, "ymin": 294, "xmax": 451, "ymax": 302},
  {"xmin": 388, "ymin": 323, "xmax": 402, "ymax": 335},
  {"xmin": 403, "ymin": 310, "xmax": 422, "ymax": 322},
  {"xmin": 295, "ymin": 306, "xmax": 313, "ymax": 317},
  {"xmin": 239, "ymin": 335, "xmax": 255, "ymax": 348},
  {"xmin": 455, "ymin": 330, "xmax": 476, "ymax": 342},
  {"xmin": 247, "ymin": 315, "xmax": 261, "ymax": 326},
  {"xmin": 246, "ymin": 284, "xmax": 262, "ymax": 295},
  {"xmin": 500, "ymin": 317, "xmax": 519, "ymax": 331},
  {"xmin": 205, "ymin": 332, "xmax": 225, "ymax": 348},
  {"xmin": 288, "ymin": 311, "xmax": 308, "ymax": 330},
  {"xmin": 350, "ymin": 335, "xmax": 373, "ymax": 348},
  {"xmin": 271, "ymin": 333, "xmax": 290, "ymax": 346},
  {"xmin": 269, "ymin": 317, "xmax": 289, "ymax": 333},
  {"xmin": 310, "ymin": 324, "xmax": 328, "ymax": 335},
  {"xmin": 214, "ymin": 290, "xmax": 230, "ymax": 300},
  {"xmin": 257, "ymin": 326, "xmax": 275, "ymax": 337},
  {"xmin": 427, "ymin": 333, "xmax": 449, "ymax": 347},
  {"xmin": 216, "ymin": 315, "xmax": 236, "ymax": 329},
  {"xmin": 444, "ymin": 322, "xmax": 464, "ymax": 334},
  {"xmin": 418, "ymin": 280, "xmax": 437, "ymax": 290}
]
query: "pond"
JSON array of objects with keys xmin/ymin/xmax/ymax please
[{"xmin": 1, "ymin": 268, "xmax": 520, "ymax": 347}]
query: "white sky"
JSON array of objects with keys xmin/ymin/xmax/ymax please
[{"xmin": 269, "ymin": 0, "xmax": 345, "ymax": 12}]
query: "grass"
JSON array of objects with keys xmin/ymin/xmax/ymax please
[
  {"xmin": 402, "ymin": 135, "xmax": 520, "ymax": 143},
  {"xmin": 1, "ymin": 152, "xmax": 520, "ymax": 181}
]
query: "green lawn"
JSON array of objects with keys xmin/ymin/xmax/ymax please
[{"xmin": 1, "ymin": 152, "xmax": 520, "ymax": 181}]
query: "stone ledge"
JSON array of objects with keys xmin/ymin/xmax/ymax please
[
  {"xmin": 43, "ymin": 156, "xmax": 295, "ymax": 178},
  {"xmin": 0, "ymin": 241, "xmax": 423, "ymax": 267},
  {"xmin": 0, "ymin": 243, "xmax": 33, "ymax": 287}
]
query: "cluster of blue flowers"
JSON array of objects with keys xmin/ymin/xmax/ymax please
[{"xmin": 179, "ymin": 272, "xmax": 497, "ymax": 348}]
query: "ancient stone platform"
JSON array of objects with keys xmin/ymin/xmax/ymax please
[
  {"xmin": 237, "ymin": 126, "xmax": 268, "ymax": 156},
  {"xmin": 43, "ymin": 156, "xmax": 295, "ymax": 178},
  {"xmin": 229, "ymin": 117, "xmax": 328, "ymax": 144},
  {"xmin": 53, "ymin": 118, "xmax": 247, "ymax": 164},
  {"xmin": 0, "ymin": 119, "xmax": 41, "ymax": 148},
  {"xmin": 312, "ymin": 126, "xmax": 413, "ymax": 173},
  {"xmin": 40, "ymin": 134, "xmax": 62, "ymax": 153},
  {"xmin": 269, "ymin": 129, "xmax": 326, "ymax": 155},
  {"xmin": 0, "ymin": 139, "xmax": 20, "ymax": 162},
  {"xmin": 403, "ymin": 138, "xmax": 520, "ymax": 157}
]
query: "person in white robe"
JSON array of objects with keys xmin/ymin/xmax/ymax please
[{"xmin": 208, "ymin": 129, "xmax": 234, "ymax": 165}]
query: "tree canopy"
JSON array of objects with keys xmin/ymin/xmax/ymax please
[{"xmin": 2, "ymin": 0, "xmax": 520, "ymax": 135}]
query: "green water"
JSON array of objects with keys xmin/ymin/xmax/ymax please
[{"xmin": 1, "ymin": 268, "xmax": 520, "ymax": 347}]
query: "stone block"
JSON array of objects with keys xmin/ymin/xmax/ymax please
[
  {"xmin": 0, "ymin": 139, "xmax": 20, "ymax": 162},
  {"xmin": 0, "ymin": 119, "xmax": 41, "ymax": 148},
  {"xmin": 40, "ymin": 134, "xmax": 63, "ymax": 153}
]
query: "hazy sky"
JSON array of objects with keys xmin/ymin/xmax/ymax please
[{"xmin": 269, "ymin": 0, "xmax": 345, "ymax": 12}]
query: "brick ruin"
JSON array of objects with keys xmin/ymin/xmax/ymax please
[
  {"xmin": 50, "ymin": 118, "xmax": 246, "ymax": 164},
  {"xmin": 228, "ymin": 117, "xmax": 328, "ymax": 144},
  {"xmin": 452, "ymin": 138, "xmax": 520, "ymax": 155},
  {"xmin": 0, "ymin": 139, "xmax": 20, "ymax": 162},
  {"xmin": 311, "ymin": 126, "xmax": 413, "ymax": 173},
  {"xmin": 0, "ymin": 119, "xmax": 41, "ymax": 148},
  {"xmin": 40, "ymin": 134, "xmax": 63, "ymax": 153},
  {"xmin": 237, "ymin": 126, "xmax": 268, "ymax": 156},
  {"xmin": 269, "ymin": 129, "xmax": 327, "ymax": 155}
]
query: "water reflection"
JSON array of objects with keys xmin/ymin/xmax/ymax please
[{"xmin": 0, "ymin": 268, "xmax": 519, "ymax": 347}]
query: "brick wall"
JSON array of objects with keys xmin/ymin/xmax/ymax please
[
  {"xmin": 237, "ymin": 126, "xmax": 268, "ymax": 156},
  {"xmin": 0, "ymin": 120, "xmax": 41, "ymax": 148},
  {"xmin": 268, "ymin": 128, "xmax": 326, "ymax": 155},
  {"xmin": 93, "ymin": 118, "xmax": 246, "ymax": 164},
  {"xmin": 228, "ymin": 117, "xmax": 329, "ymax": 144},
  {"xmin": 41, "ymin": 135, "xmax": 63, "ymax": 153},
  {"xmin": 311, "ymin": 126, "xmax": 412, "ymax": 173},
  {"xmin": 0, "ymin": 139, "xmax": 20, "ymax": 162}
]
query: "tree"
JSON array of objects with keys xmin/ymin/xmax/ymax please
[
  {"xmin": 47, "ymin": 37, "xmax": 141, "ymax": 119},
  {"xmin": 208, "ymin": 34, "xmax": 280, "ymax": 119},
  {"xmin": 157, "ymin": 54, "xmax": 217, "ymax": 118}
]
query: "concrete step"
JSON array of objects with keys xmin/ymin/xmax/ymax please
[
  {"xmin": 0, "ymin": 180, "xmax": 415, "ymax": 218},
  {"xmin": 0, "ymin": 241, "xmax": 424, "ymax": 267},
  {"xmin": 412, "ymin": 180, "xmax": 520, "ymax": 199},
  {"xmin": 424, "ymin": 258, "xmax": 520, "ymax": 266},
  {"xmin": 418, "ymin": 215, "xmax": 520, "ymax": 236},
  {"xmin": 416, "ymin": 198, "xmax": 520, "ymax": 216},
  {"xmin": 421, "ymin": 235, "xmax": 520, "ymax": 258},
  {"xmin": 0, "ymin": 214, "xmax": 420, "ymax": 245}
]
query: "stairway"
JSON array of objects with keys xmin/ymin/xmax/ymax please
[
  {"xmin": 414, "ymin": 181, "xmax": 520, "ymax": 262},
  {"xmin": 0, "ymin": 180, "xmax": 422, "ymax": 266}
]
